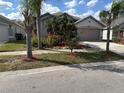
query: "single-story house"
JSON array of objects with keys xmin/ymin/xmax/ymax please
[
  {"xmin": 40, "ymin": 12, "xmax": 106, "ymax": 41},
  {"xmin": 112, "ymin": 16, "xmax": 124, "ymax": 43},
  {"xmin": 0, "ymin": 15, "xmax": 25, "ymax": 42}
]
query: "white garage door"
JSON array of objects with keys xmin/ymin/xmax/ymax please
[
  {"xmin": 0, "ymin": 25, "xmax": 9, "ymax": 42},
  {"xmin": 78, "ymin": 28, "xmax": 100, "ymax": 41}
]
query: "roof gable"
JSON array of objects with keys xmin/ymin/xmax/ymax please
[
  {"xmin": 75, "ymin": 16, "xmax": 106, "ymax": 29},
  {"xmin": 75, "ymin": 16, "xmax": 105, "ymax": 27},
  {"xmin": 40, "ymin": 12, "xmax": 80, "ymax": 22},
  {"xmin": 0, "ymin": 15, "xmax": 24, "ymax": 28},
  {"xmin": 0, "ymin": 15, "xmax": 12, "ymax": 24},
  {"xmin": 40, "ymin": 13, "xmax": 54, "ymax": 21},
  {"xmin": 58, "ymin": 13, "xmax": 79, "ymax": 22}
]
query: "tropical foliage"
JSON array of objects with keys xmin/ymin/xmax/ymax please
[{"xmin": 46, "ymin": 13, "xmax": 78, "ymax": 52}]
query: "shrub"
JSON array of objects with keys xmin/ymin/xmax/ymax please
[
  {"xmin": 46, "ymin": 35, "xmax": 55, "ymax": 47},
  {"xmin": 32, "ymin": 35, "xmax": 64, "ymax": 48},
  {"xmin": 112, "ymin": 37, "xmax": 121, "ymax": 43},
  {"xmin": 41, "ymin": 35, "xmax": 60, "ymax": 48}
]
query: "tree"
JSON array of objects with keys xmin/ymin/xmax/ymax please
[
  {"xmin": 46, "ymin": 17, "xmax": 59, "ymax": 34},
  {"xmin": 20, "ymin": 0, "xmax": 33, "ymax": 58},
  {"xmin": 46, "ymin": 14, "xmax": 78, "ymax": 52},
  {"xmin": 66, "ymin": 37, "xmax": 78, "ymax": 53},
  {"xmin": 31, "ymin": 0, "xmax": 43, "ymax": 49},
  {"xmin": 54, "ymin": 13, "xmax": 77, "ymax": 44},
  {"xmin": 99, "ymin": 0, "xmax": 124, "ymax": 53},
  {"xmin": 64, "ymin": 18, "xmax": 78, "ymax": 53},
  {"xmin": 112, "ymin": 0, "xmax": 124, "ymax": 19}
]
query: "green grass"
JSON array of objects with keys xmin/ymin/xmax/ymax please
[
  {"xmin": 40, "ymin": 52, "xmax": 124, "ymax": 64},
  {"xmin": 0, "ymin": 40, "xmax": 36, "ymax": 52},
  {"xmin": 0, "ymin": 51, "xmax": 123, "ymax": 72}
]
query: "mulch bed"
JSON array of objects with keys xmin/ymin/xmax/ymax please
[{"xmin": 53, "ymin": 44, "xmax": 90, "ymax": 49}]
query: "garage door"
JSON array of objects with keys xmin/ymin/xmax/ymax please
[
  {"xmin": 0, "ymin": 25, "xmax": 9, "ymax": 41},
  {"xmin": 78, "ymin": 28, "xmax": 100, "ymax": 41}
]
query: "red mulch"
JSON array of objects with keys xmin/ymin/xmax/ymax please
[
  {"xmin": 21, "ymin": 55, "xmax": 41, "ymax": 62},
  {"xmin": 68, "ymin": 53, "xmax": 77, "ymax": 60},
  {"xmin": 53, "ymin": 44, "xmax": 87, "ymax": 49}
]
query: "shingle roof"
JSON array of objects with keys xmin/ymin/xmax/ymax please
[
  {"xmin": 0, "ymin": 14, "xmax": 24, "ymax": 28},
  {"xmin": 75, "ymin": 15, "xmax": 106, "ymax": 27},
  {"xmin": 53, "ymin": 12, "xmax": 63, "ymax": 16},
  {"xmin": 40, "ymin": 12, "xmax": 80, "ymax": 21},
  {"xmin": 53, "ymin": 12, "xmax": 80, "ymax": 20}
]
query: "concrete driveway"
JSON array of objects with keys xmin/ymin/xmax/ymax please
[
  {"xmin": 82, "ymin": 41, "xmax": 124, "ymax": 57},
  {"xmin": 0, "ymin": 61, "xmax": 124, "ymax": 93}
]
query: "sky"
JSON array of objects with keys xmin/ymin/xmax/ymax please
[{"xmin": 0, "ymin": 0, "xmax": 112, "ymax": 20}]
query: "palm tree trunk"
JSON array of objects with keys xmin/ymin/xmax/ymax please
[
  {"xmin": 106, "ymin": 14, "xmax": 112, "ymax": 53},
  {"xmin": 36, "ymin": 11, "xmax": 42, "ymax": 49},
  {"xmin": 106, "ymin": 26, "xmax": 110, "ymax": 53},
  {"xmin": 26, "ymin": 26, "xmax": 32, "ymax": 58}
]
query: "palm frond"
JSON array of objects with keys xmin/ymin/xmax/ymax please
[{"xmin": 99, "ymin": 10, "xmax": 109, "ymax": 24}]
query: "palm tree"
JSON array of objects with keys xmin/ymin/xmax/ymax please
[
  {"xmin": 99, "ymin": 11, "xmax": 112, "ymax": 53},
  {"xmin": 31, "ymin": 0, "xmax": 43, "ymax": 49},
  {"xmin": 20, "ymin": 0, "xmax": 33, "ymax": 58},
  {"xmin": 112, "ymin": 0, "xmax": 124, "ymax": 19},
  {"xmin": 99, "ymin": 0, "xmax": 124, "ymax": 53}
]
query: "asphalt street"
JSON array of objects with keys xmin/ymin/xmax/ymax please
[{"xmin": 0, "ymin": 61, "xmax": 124, "ymax": 93}]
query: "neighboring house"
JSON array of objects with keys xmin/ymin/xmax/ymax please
[
  {"xmin": 112, "ymin": 16, "xmax": 124, "ymax": 43},
  {"xmin": 40, "ymin": 12, "xmax": 105, "ymax": 41},
  {"xmin": 0, "ymin": 15, "xmax": 25, "ymax": 42}
]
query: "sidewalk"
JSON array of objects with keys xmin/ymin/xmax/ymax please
[
  {"xmin": 0, "ymin": 50, "xmax": 60, "ymax": 56},
  {"xmin": 0, "ymin": 48, "xmax": 99, "ymax": 56}
]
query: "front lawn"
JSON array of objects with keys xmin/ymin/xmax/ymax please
[
  {"xmin": 0, "ymin": 52, "xmax": 123, "ymax": 72},
  {"xmin": 0, "ymin": 40, "xmax": 35, "ymax": 52}
]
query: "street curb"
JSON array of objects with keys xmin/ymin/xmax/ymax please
[{"xmin": 0, "ymin": 60, "xmax": 124, "ymax": 78}]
